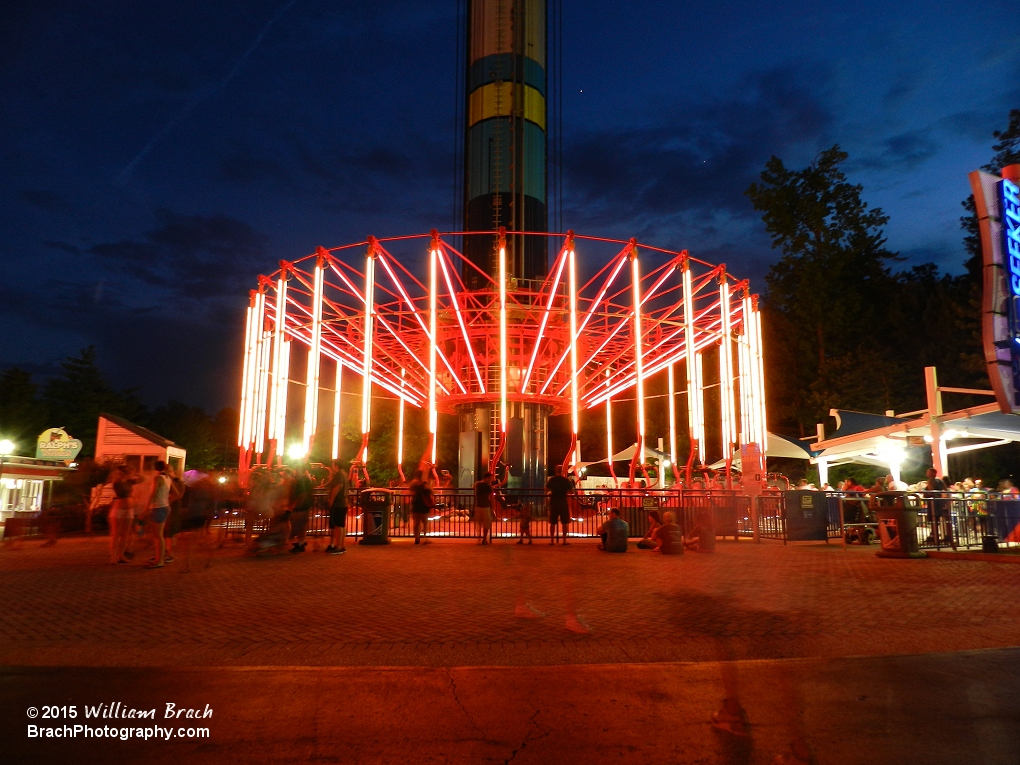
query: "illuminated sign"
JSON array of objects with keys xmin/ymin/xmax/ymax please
[
  {"xmin": 1001, "ymin": 179, "xmax": 1020, "ymax": 403},
  {"xmin": 35, "ymin": 428, "xmax": 83, "ymax": 461},
  {"xmin": 1003, "ymin": 179, "xmax": 1020, "ymax": 296}
]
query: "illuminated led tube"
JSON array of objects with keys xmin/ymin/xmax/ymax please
[
  {"xmin": 268, "ymin": 276, "xmax": 288, "ymax": 442},
  {"xmin": 361, "ymin": 246, "xmax": 376, "ymax": 463},
  {"xmin": 606, "ymin": 369, "xmax": 618, "ymax": 487},
  {"xmin": 630, "ymin": 245, "xmax": 646, "ymax": 470},
  {"xmin": 397, "ymin": 367, "xmax": 405, "ymax": 467},
  {"xmin": 682, "ymin": 262, "xmax": 705, "ymax": 461},
  {"xmin": 499, "ymin": 245, "xmax": 507, "ymax": 436},
  {"xmin": 737, "ymin": 300, "xmax": 752, "ymax": 447},
  {"xmin": 568, "ymin": 244, "xmax": 580, "ymax": 466},
  {"xmin": 667, "ymin": 363, "xmax": 678, "ymax": 474},
  {"xmin": 254, "ymin": 320, "xmax": 271, "ymax": 457},
  {"xmin": 331, "ymin": 363, "xmax": 342, "ymax": 461},
  {"xmin": 751, "ymin": 297, "xmax": 768, "ymax": 451},
  {"xmin": 718, "ymin": 275, "xmax": 736, "ymax": 460},
  {"xmin": 428, "ymin": 246, "xmax": 438, "ymax": 463},
  {"xmin": 276, "ymin": 339, "xmax": 291, "ymax": 454},
  {"xmin": 237, "ymin": 299, "xmax": 256, "ymax": 448},
  {"xmin": 302, "ymin": 259, "xmax": 325, "ymax": 453}
]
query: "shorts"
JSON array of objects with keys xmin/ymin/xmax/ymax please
[
  {"xmin": 548, "ymin": 507, "xmax": 570, "ymax": 525},
  {"xmin": 329, "ymin": 505, "xmax": 348, "ymax": 528},
  {"xmin": 150, "ymin": 506, "xmax": 169, "ymax": 524},
  {"xmin": 108, "ymin": 500, "xmax": 134, "ymax": 521},
  {"xmin": 412, "ymin": 511, "xmax": 429, "ymax": 523}
]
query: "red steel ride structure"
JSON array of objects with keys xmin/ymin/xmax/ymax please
[{"xmin": 237, "ymin": 229, "xmax": 767, "ymax": 486}]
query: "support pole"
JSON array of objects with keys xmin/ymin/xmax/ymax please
[{"xmin": 925, "ymin": 366, "xmax": 946, "ymax": 477}]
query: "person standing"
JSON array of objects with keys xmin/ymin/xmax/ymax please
[
  {"xmin": 545, "ymin": 465, "xmax": 574, "ymax": 544},
  {"xmin": 144, "ymin": 460, "xmax": 173, "ymax": 568},
  {"xmin": 408, "ymin": 469, "xmax": 434, "ymax": 544},
  {"xmin": 325, "ymin": 460, "xmax": 350, "ymax": 555},
  {"xmin": 473, "ymin": 471, "xmax": 495, "ymax": 545},
  {"xmin": 108, "ymin": 465, "xmax": 143, "ymax": 564}
]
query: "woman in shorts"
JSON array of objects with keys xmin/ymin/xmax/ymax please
[{"xmin": 108, "ymin": 465, "xmax": 143, "ymax": 564}]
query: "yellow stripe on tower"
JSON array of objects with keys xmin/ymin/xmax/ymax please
[{"xmin": 467, "ymin": 82, "xmax": 546, "ymax": 130}]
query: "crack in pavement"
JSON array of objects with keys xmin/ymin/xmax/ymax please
[
  {"xmin": 504, "ymin": 705, "xmax": 551, "ymax": 765},
  {"xmin": 445, "ymin": 667, "xmax": 491, "ymax": 743}
]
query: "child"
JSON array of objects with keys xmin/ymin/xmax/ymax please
[{"xmin": 517, "ymin": 502, "xmax": 533, "ymax": 545}]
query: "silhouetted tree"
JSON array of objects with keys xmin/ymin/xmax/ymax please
[
  {"xmin": 0, "ymin": 367, "xmax": 48, "ymax": 454},
  {"xmin": 42, "ymin": 346, "xmax": 144, "ymax": 456}
]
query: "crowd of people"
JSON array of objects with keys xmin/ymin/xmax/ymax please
[{"xmin": 93, "ymin": 459, "xmax": 219, "ymax": 570}]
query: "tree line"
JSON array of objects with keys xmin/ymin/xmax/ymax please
[
  {"xmin": 0, "ymin": 347, "xmax": 239, "ymax": 470},
  {"xmin": 749, "ymin": 109, "xmax": 1020, "ymax": 436}
]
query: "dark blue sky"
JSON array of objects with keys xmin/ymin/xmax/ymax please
[{"xmin": 2, "ymin": 0, "xmax": 1017, "ymax": 411}]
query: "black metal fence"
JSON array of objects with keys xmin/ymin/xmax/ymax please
[
  {"xmin": 215, "ymin": 487, "xmax": 753, "ymax": 541},
  {"xmin": 191, "ymin": 487, "xmax": 1020, "ymax": 551}
]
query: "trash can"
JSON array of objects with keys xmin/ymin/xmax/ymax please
[
  {"xmin": 872, "ymin": 493, "xmax": 925, "ymax": 558},
  {"xmin": 358, "ymin": 488, "xmax": 392, "ymax": 545}
]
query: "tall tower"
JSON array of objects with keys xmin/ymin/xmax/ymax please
[
  {"xmin": 462, "ymin": 0, "xmax": 547, "ymax": 287},
  {"xmin": 458, "ymin": 0, "xmax": 550, "ymax": 489}
]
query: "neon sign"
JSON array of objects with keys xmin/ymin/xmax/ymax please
[{"xmin": 1002, "ymin": 179, "xmax": 1020, "ymax": 296}]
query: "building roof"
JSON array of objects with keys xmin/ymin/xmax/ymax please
[{"xmin": 99, "ymin": 413, "xmax": 177, "ymax": 448}]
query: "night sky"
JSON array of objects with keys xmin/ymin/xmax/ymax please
[{"xmin": 2, "ymin": 0, "xmax": 1017, "ymax": 412}]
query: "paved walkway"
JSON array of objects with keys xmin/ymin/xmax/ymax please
[{"xmin": 1, "ymin": 535, "xmax": 1017, "ymax": 668}]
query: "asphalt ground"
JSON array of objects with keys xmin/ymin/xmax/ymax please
[{"xmin": 2, "ymin": 535, "xmax": 1019, "ymax": 763}]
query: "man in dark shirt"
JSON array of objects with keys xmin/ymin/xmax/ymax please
[
  {"xmin": 546, "ymin": 466, "xmax": 574, "ymax": 545},
  {"xmin": 325, "ymin": 460, "xmax": 350, "ymax": 555}
]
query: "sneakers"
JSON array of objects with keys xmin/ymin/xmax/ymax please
[
  {"xmin": 163, "ymin": 554, "xmax": 175, "ymax": 563},
  {"xmin": 324, "ymin": 545, "xmax": 335, "ymax": 554},
  {"xmin": 144, "ymin": 562, "xmax": 164, "ymax": 569},
  {"xmin": 290, "ymin": 542, "xmax": 306, "ymax": 554},
  {"xmin": 329, "ymin": 548, "xmax": 346, "ymax": 555}
]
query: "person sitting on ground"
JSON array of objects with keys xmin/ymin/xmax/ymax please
[
  {"xmin": 684, "ymin": 521, "xmax": 706, "ymax": 552},
  {"xmin": 598, "ymin": 507, "xmax": 629, "ymax": 552},
  {"xmin": 651, "ymin": 511, "xmax": 684, "ymax": 555},
  {"xmin": 636, "ymin": 510, "xmax": 663, "ymax": 549}
]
